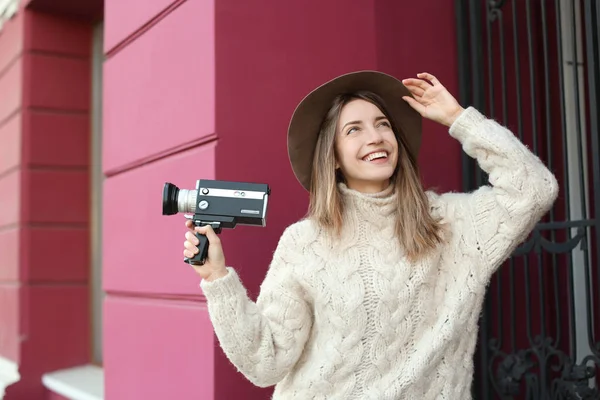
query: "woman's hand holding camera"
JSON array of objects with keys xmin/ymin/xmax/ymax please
[{"xmin": 184, "ymin": 220, "xmax": 229, "ymax": 282}]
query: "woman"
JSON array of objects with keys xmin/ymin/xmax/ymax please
[{"xmin": 183, "ymin": 71, "xmax": 558, "ymax": 399}]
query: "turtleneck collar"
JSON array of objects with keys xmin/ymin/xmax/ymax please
[{"xmin": 337, "ymin": 182, "xmax": 397, "ymax": 219}]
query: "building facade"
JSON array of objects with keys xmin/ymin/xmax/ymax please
[
  {"xmin": 0, "ymin": 0, "xmax": 463, "ymax": 399},
  {"xmin": 2, "ymin": 0, "xmax": 599, "ymax": 399}
]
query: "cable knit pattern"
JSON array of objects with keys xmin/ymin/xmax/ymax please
[{"xmin": 199, "ymin": 107, "xmax": 559, "ymax": 399}]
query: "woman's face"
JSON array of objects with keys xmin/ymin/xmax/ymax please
[{"xmin": 334, "ymin": 99, "xmax": 398, "ymax": 193}]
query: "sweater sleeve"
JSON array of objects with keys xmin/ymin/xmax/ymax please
[
  {"xmin": 199, "ymin": 224, "xmax": 312, "ymax": 388},
  {"xmin": 448, "ymin": 106, "xmax": 559, "ymax": 277}
]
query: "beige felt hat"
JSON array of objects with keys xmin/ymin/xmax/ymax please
[{"xmin": 287, "ymin": 70, "xmax": 422, "ymax": 191}]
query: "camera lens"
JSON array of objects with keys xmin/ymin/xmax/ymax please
[{"xmin": 162, "ymin": 182, "xmax": 180, "ymax": 215}]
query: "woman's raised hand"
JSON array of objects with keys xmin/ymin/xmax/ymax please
[
  {"xmin": 184, "ymin": 220, "xmax": 229, "ymax": 281},
  {"xmin": 402, "ymin": 72, "xmax": 465, "ymax": 127}
]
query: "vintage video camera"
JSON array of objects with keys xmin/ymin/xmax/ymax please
[{"xmin": 162, "ymin": 179, "xmax": 271, "ymax": 266}]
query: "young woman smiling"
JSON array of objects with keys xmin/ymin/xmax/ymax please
[{"xmin": 183, "ymin": 71, "xmax": 558, "ymax": 399}]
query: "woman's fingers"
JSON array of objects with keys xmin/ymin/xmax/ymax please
[
  {"xmin": 185, "ymin": 231, "xmax": 198, "ymax": 244},
  {"xmin": 417, "ymin": 72, "xmax": 441, "ymax": 86},
  {"xmin": 185, "ymin": 220, "xmax": 195, "ymax": 231},
  {"xmin": 184, "ymin": 231, "xmax": 199, "ymax": 255},
  {"xmin": 404, "ymin": 85, "xmax": 425, "ymax": 98},
  {"xmin": 183, "ymin": 249, "xmax": 193, "ymax": 258},
  {"xmin": 403, "ymin": 73, "xmax": 442, "ymax": 92},
  {"xmin": 402, "ymin": 78, "xmax": 428, "ymax": 92},
  {"xmin": 195, "ymin": 225, "xmax": 221, "ymax": 246},
  {"xmin": 184, "ymin": 240, "xmax": 198, "ymax": 254}
]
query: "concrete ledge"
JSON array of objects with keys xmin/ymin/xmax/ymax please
[
  {"xmin": 0, "ymin": 0, "xmax": 19, "ymax": 31},
  {"xmin": 42, "ymin": 365, "xmax": 104, "ymax": 400},
  {"xmin": 0, "ymin": 355, "xmax": 20, "ymax": 399}
]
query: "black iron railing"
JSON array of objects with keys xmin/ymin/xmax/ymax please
[{"xmin": 455, "ymin": 0, "xmax": 600, "ymax": 399}]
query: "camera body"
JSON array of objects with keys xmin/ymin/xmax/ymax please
[{"xmin": 162, "ymin": 179, "xmax": 271, "ymax": 265}]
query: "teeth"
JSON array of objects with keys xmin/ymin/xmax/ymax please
[{"xmin": 364, "ymin": 151, "xmax": 388, "ymax": 161}]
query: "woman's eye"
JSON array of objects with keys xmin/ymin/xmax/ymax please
[
  {"xmin": 347, "ymin": 127, "xmax": 358, "ymax": 134},
  {"xmin": 378, "ymin": 121, "xmax": 391, "ymax": 128}
]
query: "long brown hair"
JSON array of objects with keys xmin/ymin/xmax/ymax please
[{"xmin": 307, "ymin": 91, "xmax": 445, "ymax": 261}]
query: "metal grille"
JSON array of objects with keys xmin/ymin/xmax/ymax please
[{"xmin": 455, "ymin": 0, "xmax": 600, "ymax": 398}]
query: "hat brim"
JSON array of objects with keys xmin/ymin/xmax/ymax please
[{"xmin": 287, "ymin": 70, "xmax": 422, "ymax": 191}]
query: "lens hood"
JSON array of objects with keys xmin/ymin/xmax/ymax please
[{"xmin": 162, "ymin": 182, "xmax": 180, "ymax": 215}]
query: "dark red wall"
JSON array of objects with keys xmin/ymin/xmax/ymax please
[
  {"xmin": 375, "ymin": 1, "xmax": 463, "ymax": 192},
  {"xmin": 24, "ymin": 0, "xmax": 103, "ymax": 22},
  {"xmin": 213, "ymin": 1, "xmax": 461, "ymax": 398},
  {"xmin": 1, "ymin": 8, "xmax": 93, "ymax": 399}
]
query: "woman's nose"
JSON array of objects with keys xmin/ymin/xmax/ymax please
[{"xmin": 366, "ymin": 126, "xmax": 384, "ymax": 144}]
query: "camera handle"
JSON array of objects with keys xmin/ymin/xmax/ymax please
[{"xmin": 184, "ymin": 220, "xmax": 222, "ymax": 266}]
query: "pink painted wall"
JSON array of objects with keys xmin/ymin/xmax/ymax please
[
  {"xmin": 0, "ymin": 2, "xmax": 31, "ymax": 383},
  {"xmin": 102, "ymin": 0, "xmax": 214, "ymax": 174},
  {"xmin": 101, "ymin": 0, "xmax": 218, "ymax": 399},
  {"xmin": 102, "ymin": 1, "xmax": 461, "ymax": 399}
]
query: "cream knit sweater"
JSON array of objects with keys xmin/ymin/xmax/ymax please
[{"xmin": 199, "ymin": 107, "xmax": 559, "ymax": 399}]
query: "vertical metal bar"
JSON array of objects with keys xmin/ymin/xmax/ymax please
[
  {"xmin": 455, "ymin": 0, "xmax": 474, "ymax": 195},
  {"xmin": 470, "ymin": 0, "xmax": 485, "ymax": 189},
  {"xmin": 525, "ymin": 0, "xmax": 538, "ymax": 154},
  {"xmin": 510, "ymin": 2, "xmax": 523, "ymax": 370},
  {"xmin": 535, "ymin": 3, "xmax": 555, "ymax": 388},
  {"xmin": 472, "ymin": 1, "xmax": 491, "ymax": 394},
  {"xmin": 455, "ymin": 0, "xmax": 471, "ymax": 107},
  {"xmin": 556, "ymin": 0, "xmax": 571, "ymax": 227},
  {"xmin": 472, "ymin": 1, "xmax": 489, "ymax": 395},
  {"xmin": 526, "ymin": 0, "xmax": 547, "ymax": 337},
  {"xmin": 469, "ymin": 0, "xmax": 485, "ymax": 113},
  {"xmin": 583, "ymin": 0, "xmax": 600, "ymax": 358},
  {"xmin": 569, "ymin": 0, "xmax": 595, "ymax": 367},
  {"xmin": 525, "ymin": 256, "xmax": 534, "ymax": 345},
  {"xmin": 567, "ymin": 232, "xmax": 578, "ymax": 358},
  {"xmin": 487, "ymin": 4, "xmax": 504, "ymax": 362},
  {"xmin": 584, "ymin": 235, "xmax": 597, "ymax": 354},
  {"xmin": 525, "ymin": 4, "xmax": 546, "ymax": 394},
  {"xmin": 497, "ymin": 268, "xmax": 503, "ymax": 352},
  {"xmin": 523, "ymin": 1, "xmax": 536, "ymax": 334},
  {"xmin": 487, "ymin": 3, "xmax": 495, "ymax": 119},
  {"xmin": 509, "ymin": 258, "xmax": 516, "ymax": 351},
  {"xmin": 552, "ymin": 246, "xmax": 562, "ymax": 347},
  {"xmin": 558, "ymin": 7, "xmax": 580, "ymax": 354},
  {"xmin": 539, "ymin": 0, "xmax": 561, "ymax": 362},
  {"xmin": 536, "ymin": 245, "xmax": 547, "ymax": 396},
  {"xmin": 540, "ymin": 0, "xmax": 553, "ymax": 213},
  {"xmin": 455, "ymin": 1, "xmax": 490, "ymax": 398},
  {"xmin": 556, "ymin": 2, "xmax": 573, "ymax": 365},
  {"xmin": 570, "ymin": 0, "xmax": 588, "ymax": 235},
  {"xmin": 512, "ymin": 0, "xmax": 523, "ymax": 141},
  {"xmin": 498, "ymin": 10, "xmax": 507, "ymax": 125},
  {"xmin": 496, "ymin": 4, "xmax": 508, "ymax": 357}
]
